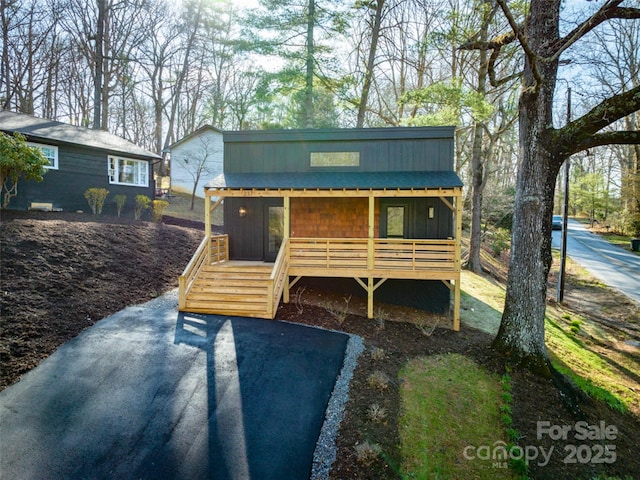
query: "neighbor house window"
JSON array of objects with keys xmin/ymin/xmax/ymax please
[
  {"xmin": 27, "ymin": 142, "xmax": 58, "ymax": 169},
  {"xmin": 108, "ymin": 156, "xmax": 149, "ymax": 187}
]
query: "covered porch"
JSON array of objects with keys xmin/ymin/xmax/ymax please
[{"xmin": 178, "ymin": 172, "xmax": 463, "ymax": 329}]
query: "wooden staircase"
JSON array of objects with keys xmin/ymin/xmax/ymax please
[
  {"xmin": 179, "ymin": 235, "xmax": 290, "ymax": 319},
  {"xmin": 182, "ymin": 262, "xmax": 276, "ymax": 318}
]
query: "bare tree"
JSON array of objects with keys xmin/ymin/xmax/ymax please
[
  {"xmin": 172, "ymin": 134, "xmax": 221, "ymax": 210},
  {"xmin": 1, "ymin": 0, "xmax": 58, "ymax": 114},
  {"xmin": 462, "ymin": 0, "xmax": 640, "ymax": 375},
  {"xmin": 60, "ymin": 0, "xmax": 148, "ymax": 130},
  {"xmin": 588, "ymin": 10, "xmax": 640, "ymax": 221},
  {"xmin": 355, "ymin": 0, "xmax": 385, "ymax": 128}
]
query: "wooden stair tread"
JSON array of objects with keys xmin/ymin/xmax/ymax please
[{"xmin": 183, "ymin": 261, "xmax": 277, "ymax": 319}]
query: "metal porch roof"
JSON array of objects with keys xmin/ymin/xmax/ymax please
[{"xmin": 205, "ymin": 171, "xmax": 463, "ymax": 191}]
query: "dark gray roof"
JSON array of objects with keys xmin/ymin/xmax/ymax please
[
  {"xmin": 206, "ymin": 171, "xmax": 463, "ymax": 190},
  {"xmin": 0, "ymin": 110, "xmax": 160, "ymax": 159},
  {"xmin": 224, "ymin": 126, "xmax": 454, "ymax": 143}
]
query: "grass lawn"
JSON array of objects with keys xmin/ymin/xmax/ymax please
[
  {"xmin": 399, "ymin": 354, "xmax": 514, "ymax": 479},
  {"xmin": 398, "ymin": 258, "xmax": 639, "ymax": 478}
]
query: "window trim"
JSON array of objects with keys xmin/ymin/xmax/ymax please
[
  {"xmin": 108, "ymin": 155, "xmax": 149, "ymax": 187},
  {"xmin": 27, "ymin": 142, "xmax": 58, "ymax": 170}
]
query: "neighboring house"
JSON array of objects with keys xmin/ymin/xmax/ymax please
[
  {"xmin": 165, "ymin": 125, "xmax": 223, "ymax": 198},
  {"xmin": 0, "ymin": 110, "xmax": 159, "ymax": 215},
  {"xmin": 179, "ymin": 127, "xmax": 463, "ymax": 329}
]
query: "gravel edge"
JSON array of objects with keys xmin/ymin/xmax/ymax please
[{"xmin": 310, "ymin": 332, "xmax": 365, "ymax": 480}]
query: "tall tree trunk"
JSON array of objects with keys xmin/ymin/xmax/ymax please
[
  {"xmin": 492, "ymin": 0, "xmax": 563, "ymax": 376},
  {"xmin": 163, "ymin": 0, "xmax": 203, "ymax": 154},
  {"xmin": 93, "ymin": 0, "xmax": 106, "ymax": 129},
  {"xmin": 305, "ymin": 0, "xmax": 315, "ymax": 128},
  {"xmin": 0, "ymin": 0, "xmax": 10, "ymax": 109},
  {"xmin": 356, "ymin": 0, "xmax": 384, "ymax": 128},
  {"xmin": 466, "ymin": 0, "xmax": 491, "ymax": 273},
  {"xmin": 100, "ymin": 3, "xmax": 110, "ymax": 131}
]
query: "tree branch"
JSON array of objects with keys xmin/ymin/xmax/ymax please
[
  {"xmin": 554, "ymin": 84, "xmax": 640, "ymax": 156},
  {"xmin": 548, "ymin": 1, "xmax": 640, "ymax": 63},
  {"xmin": 459, "ymin": 30, "xmax": 516, "ymax": 51},
  {"xmin": 460, "ymin": 31, "xmax": 520, "ymax": 87},
  {"xmin": 578, "ymin": 131, "xmax": 640, "ymax": 153},
  {"xmin": 495, "ymin": 0, "xmax": 542, "ymax": 90},
  {"xmin": 488, "ymin": 45, "xmax": 521, "ymax": 87}
]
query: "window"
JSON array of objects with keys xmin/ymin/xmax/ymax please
[
  {"xmin": 386, "ymin": 206, "xmax": 405, "ymax": 238},
  {"xmin": 27, "ymin": 142, "xmax": 58, "ymax": 169},
  {"xmin": 310, "ymin": 151, "xmax": 359, "ymax": 167},
  {"xmin": 108, "ymin": 156, "xmax": 149, "ymax": 187}
]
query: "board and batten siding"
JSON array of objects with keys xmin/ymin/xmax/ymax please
[{"xmin": 223, "ymin": 127, "xmax": 454, "ymax": 174}]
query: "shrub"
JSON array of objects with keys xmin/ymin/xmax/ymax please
[
  {"xmin": 569, "ymin": 319, "xmax": 582, "ymax": 335},
  {"xmin": 367, "ymin": 370, "xmax": 390, "ymax": 391},
  {"xmin": 1, "ymin": 132, "xmax": 49, "ymax": 208},
  {"xmin": 84, "ymin": 188, "xmax": 109, "ymax": 215},
  {"xmin": 415, "ymin": 316, "xmax": 440, "ymax": 337},
  {"xmin": 373, "ymin": 307, "xmax": 388, "ymax": 331},
  {"xmin": 113, "ymin": 194, "xmax": 126, "ymax": 218},
  {"xmin": 320, "ymin": 295, "xmax": 351, "ymax": 325},
  {"xmin": 134, "ymin": 194, "xmax": 151, "ymax": 220},
  {"xmin": 489, "ymin": 227, "xmax": 511, "ymax": 257},
  {"xmin": 354, "ymin": 441, "xmax": 381, "ymax": 466},
  {"xmin": 628, "ymin": 212, "xmax": 640, "ymax": 237},
  {"xmin": 370, "ymin": 347, "xmax": 386, "ymax": 361},
  {"xmin": 367, "ymin": 403, "xmax": 388, "ymax": 423},
  {"xmin": 152, "ymin": 199, "xmax": 169, "ymax": 222},
  {"xmin": 293, "ymin": 286, "xmax": 306, "ymax": 315}
]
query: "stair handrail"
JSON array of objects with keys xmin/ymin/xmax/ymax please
[
  {"xmin": 267, "ymin": 238, "xmax": 290, "ymax": 317},
  {"xmin": 178, "ymin": 235, "xmax": 210, "ymax": 310}
]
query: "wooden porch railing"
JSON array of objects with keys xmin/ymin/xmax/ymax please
[
  {"xmin": 178, "ymin": 234, "xmax": 229, "ymax": 309},
  {"xmin": 288, "ymin": 237, "xmax": 457, "ymax": 274},
  {"xmin": 209, "ymin": 234, "xmax": 229, "ymax": 263},
  {"xmin": 374, "ymin": 239, "xmax": 456, "ymax": 271}
]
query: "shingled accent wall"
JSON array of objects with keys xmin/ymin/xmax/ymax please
[{"xmin": 290, "ymin": 198, "xmax": 380, "ymax": 238}]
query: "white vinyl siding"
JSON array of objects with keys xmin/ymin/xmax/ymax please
[
  {"xmin": 27, "ymin": 142, "xmax": 58, "ymax": 169},
  {"xmin": 108, "ymin": 156, "xmax": 149, "ymax": 187}
]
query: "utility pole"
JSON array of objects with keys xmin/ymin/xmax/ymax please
[{"xmin": 557, "ymin": 87, "xmax": 571, "ymax": 303}]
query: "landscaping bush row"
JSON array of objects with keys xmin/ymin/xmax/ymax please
[{"xmin": 83, "ymin": 188, "xmax": 168, "ymax": 222}]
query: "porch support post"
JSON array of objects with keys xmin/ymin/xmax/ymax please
[
  {"xmin": 453, "ymin": 189, "xmax": 462, "ymax": 331},
  {"xmin": 368, "ymin": 194, "xmax": 374, "ymax": 270},
  {"xmin": 283, "ymin": 196, "xmax": 290, "ymax": 238},
  {"xmin": 367, "ymin": 277, "xmax": 374, "ymax": 319},
  {"xmin": 204, "ymin": 192, "xmax": 211, "ymax": 239},
  {"xmin": 283, "ymin": 196, "xmax": 291, "ymax": 303},
  {"xmin": 367, "ymin": 194, "xmax": 375, "ymax": 319}
]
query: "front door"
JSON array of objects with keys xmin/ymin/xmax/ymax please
[{"xmin": 264, "ymin": 205, "xmax": 284, "ymax": 262}]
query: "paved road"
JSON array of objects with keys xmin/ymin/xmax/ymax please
[
  {"xmin": 552, "ymin": 219, "xmax": 640, "ymax": 305},
  {"xmin": 0, "ymin": 292, "xmax": 352, "ymax": 480}
]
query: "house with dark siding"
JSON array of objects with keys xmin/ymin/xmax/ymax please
[
  {"xmin": 179, "ymin": 127, "xmax": 463, "ymax": 329},
  {"xmin": 0, "ymin": 110, "xmax": 159, "ymax": 215}
]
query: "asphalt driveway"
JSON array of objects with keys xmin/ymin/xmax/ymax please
[{"xmin": 0, "ymin": 292, "xmax": 352, "ymax": 480}]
